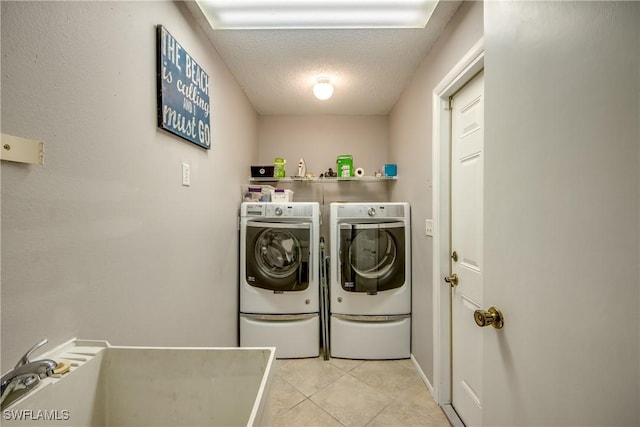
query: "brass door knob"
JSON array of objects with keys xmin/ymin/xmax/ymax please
[
  {"xmin": 474, "ymin": 307, "xmax": 504, "ymax": 329},
  {"xmin": 444, "ymin": 273, "xmax": 458, "ymax": 287}
]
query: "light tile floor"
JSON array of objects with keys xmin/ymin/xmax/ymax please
[{"xmin": 263, "ymin": 357, "xmax": 451, "ymax": 427}]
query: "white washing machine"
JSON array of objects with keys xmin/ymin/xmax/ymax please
[
  {"xmin": 240, "ymin": 202, "xmax": 320, "ymax": 358},
  {"xmin": 329, "ymin": 202, "xmax": 411, "ymax": 359}
]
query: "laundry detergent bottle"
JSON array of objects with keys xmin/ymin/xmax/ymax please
[{"xmin": 274, "ymin": 157, "xmax": 286, "ymax": 178}]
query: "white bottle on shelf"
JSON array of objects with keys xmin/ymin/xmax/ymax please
[{"xmin": 297, "ymin": 158, "xmax": 306, "ymax": 177}]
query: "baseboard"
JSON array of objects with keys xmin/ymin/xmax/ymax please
[{"xmin": 410, "ymin": 354, "xmax": 434, "ymax": 394}]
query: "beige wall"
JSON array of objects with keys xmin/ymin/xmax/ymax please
[
  {"xmin": 389, "ymin": 1, "xmax": 484, "ymax": 383},
  {"xmin": 258, "ymin": 114, "xmax": 389, "ymax": 179},
  {"xmin": 1, "ymin": 1, "xmax": 258, "ymax": 367}
]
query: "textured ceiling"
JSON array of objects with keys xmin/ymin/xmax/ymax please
[{"xmin": 185, "ymin": 1, "xmax": 462, "ymax": 115}]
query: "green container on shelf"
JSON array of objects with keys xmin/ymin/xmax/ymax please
[
  {"xmin": 274, "ymin": 157, "xmax": 286, "ymax": 178},
  {"xmin": 336, "ymin": 155, "xmax": 353, "ymax": 178}
]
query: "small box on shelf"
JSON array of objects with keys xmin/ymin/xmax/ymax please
[
  {"xmin": 250, "ymin": 165, "xmax": 274, "ymax": 178},
  {"xmin": 241, "ymin": 184, "xmax": 274, "ymax": 202},
  {"xmin": 270, "ymin": 188, "xmax": 294, "ymax": 202}
]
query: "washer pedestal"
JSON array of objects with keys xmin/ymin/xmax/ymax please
[
  {"xmin": 330, "ymin": 315, "xmax": 410, "ymax": 359},
  {"xmin": 240, "ymin": 314, "xmax": 319, "ymax": 359}
]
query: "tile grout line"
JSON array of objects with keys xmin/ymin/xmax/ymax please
[
  {"xmin": 344, "ymin": 370, "xmax": 402, "ymax": 426},
  {"xmin": 271, "ymin": 372, "xmax": 347, "ymax": 426},
  {"xmin": 278, "ymin": 358, "xmax": 350, "ymax": 400},
  {"xmin": 363, "ymin": 397, "xmax": 396, "ymax": 427},
  {"xmin": 305, "ymin": 397, "xmax": 347, "ymax": 427}
]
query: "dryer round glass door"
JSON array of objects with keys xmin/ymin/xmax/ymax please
[
  {"xmin": 246, "ymin": 221, "xmax": 311, "ymax": 292},
  {"xmin": 339, "ymin": 222, "xmax": 406, "ymax": 294}
]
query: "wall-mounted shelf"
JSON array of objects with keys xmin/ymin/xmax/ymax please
[{"xmin": 249, "ymin": 176, "xmax": 397, "ymax": 183}]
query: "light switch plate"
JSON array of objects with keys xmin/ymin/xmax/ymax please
[
  {"xmin": 182, "ymin": 162, "xmax": 191, "ymax": 186},
  {"xmin": 425, "ymin": 219, "xmax": 433, "ymax": 237}
]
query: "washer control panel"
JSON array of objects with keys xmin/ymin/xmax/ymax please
[{"xmin": 265, "ymin": 204, "xmax": 313, "ymax": 218}]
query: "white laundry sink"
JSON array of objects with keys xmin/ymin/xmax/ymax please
[{"xmin": 2, "ymin": 339, "xmax": 275, "ymax": 426}]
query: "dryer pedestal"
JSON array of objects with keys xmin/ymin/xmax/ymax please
[
  {"xmin": 330, "ymin": 314, "xmax": 410, "ymax": 359},
  {"xmin": 328, "ymin": 202, "xmax": 412, "ymax": 360},
  {"xmin": 240, "ymin": 314, "xmax": 319, "ymax": 359}
]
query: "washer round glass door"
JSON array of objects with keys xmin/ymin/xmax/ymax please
[
  {"xmin": 339, "ymin": 222, "xmax": 405, "ymax": 294},
  {"xmin": 245, "ymin": 221, "xmax": 311, "ymax": 292}
]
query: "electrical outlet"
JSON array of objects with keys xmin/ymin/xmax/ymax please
[
  {"xmin": 425, "ymin": 219, "xmax": 433, "ymax": 237},
  {"xmin": 182, "ymin": 162, "xmax": 191, "ymax": 186}
]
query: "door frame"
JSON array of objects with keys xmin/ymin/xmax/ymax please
[{"xmin": 431, "ymin": 37, "xmax": 484, "ymax": 408}]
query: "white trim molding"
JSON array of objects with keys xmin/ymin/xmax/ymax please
[
  {"xmin": 411, "ymin": 353, "xmax": 434, "ymax": 394},
  {"xmin": 432, "ymin": 37, "xmax": 484, "ymax": 406}
]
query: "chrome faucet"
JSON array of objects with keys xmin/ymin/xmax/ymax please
[{"xmin": 0, "ymin": 339, "xmax": 58, "ymax": 408}]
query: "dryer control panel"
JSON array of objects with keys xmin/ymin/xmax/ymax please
[{"xmin": 334, "ymin": 203, "xmax": 406, "ymax": 219}]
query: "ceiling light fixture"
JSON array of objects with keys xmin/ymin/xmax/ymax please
[
  {"xmin": 197, "ymin": 0, "xmax": 439, "ymax": 29},
  {"xmin": 313, "ymin": 77, "xmax": 334, "ymax": 100}
]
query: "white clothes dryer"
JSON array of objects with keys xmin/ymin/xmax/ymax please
[
  {"xmin": 329, "ymin": 202, "xmax": 411, "ymax": 359},
  {"xmin": 240, "ymin": 202, "xmax": 320, "ymax": 358}
]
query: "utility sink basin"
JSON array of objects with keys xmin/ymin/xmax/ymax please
[{"xmin": 2, "ymin": 339, "xmax": 275, "ymax": 426}]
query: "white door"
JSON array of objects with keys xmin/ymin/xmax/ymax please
[{"xmin": 451, "ymin": 70, "xmax": 484, "ymax": 426}]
